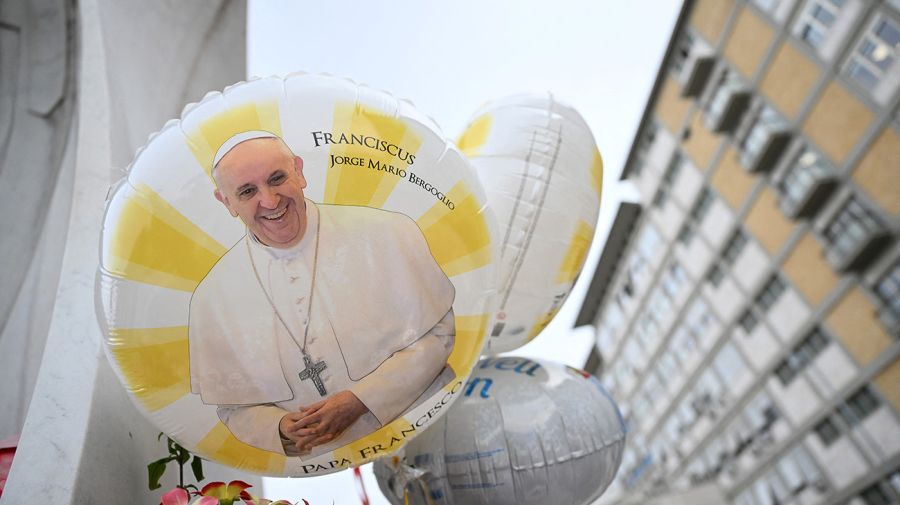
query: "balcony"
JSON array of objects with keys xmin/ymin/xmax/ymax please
[
  {"xmin": 739, "ymin": 106, "xmax": 791, "ymax": 173},
  {"xmin": 822, "ymin": 198, "xmax": 891, "ymax": 272},
  {"xmin": 679, "ymin": 53, "xmax": 716, "ymax": 98},
  {"xmin": 704, "ymin": 71, "xmax": 751, "ymax": 133},
  {"xmin": 777, "ymin": 149, "xmax": 838, "ymax": 219}
]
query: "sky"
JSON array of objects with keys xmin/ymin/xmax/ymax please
[{"xmin": 247, "ymin": 1, "xmax": 682, "ymax": 502}]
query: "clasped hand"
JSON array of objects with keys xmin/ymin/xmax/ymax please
[{"xmin": 279, "ymin": 390, "xmax": 369, "ymax": 453}]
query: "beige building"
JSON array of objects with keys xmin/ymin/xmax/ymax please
[{"xmin": 576, "ymin": 1, "xmax": 900, "ymax": 504}]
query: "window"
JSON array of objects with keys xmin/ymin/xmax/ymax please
[
  {"xmin": 823, "ymin": 196, "xmax": 889, "ymax": 271},
  {"xmin": 777, "ymin": 446, "xmax": 826, "ymax": 494},
  {"xmin": 796, "ymin": 327, "xmax": 829, "ymax": 358},
  {"xmin": 692, "ymin": 368, "xmax": 725, "ymax": 418},
  {"xmin": 664, "ymin": 416, "xmax": 681, "ymax": 443},
  {"xmin": 675, "ymin": 399, "xmax": 697, "ymax": 433},
  {"xmin": 739, "ymin": 105, "xmax": 791, "ymax": 172},
  {"xmin": 752, "ymin": 0, "xmax": 781, "ymax": 12},
  {"xmin": 752, "ymin": 0, "xmax": 793, "ymax": 23},
  {"xmin": 840, "ymin": 386, "xmax": 881, "ymax": 426},
  {"xmin": 672, "ymin": 328, "xmax": 700, "ymax": 367},
  {"xmin": 626, "ymin": 255, "xmax": 648, "ymax": 292},
  {"xmin": 775, "ymin": 360, "xmax": 800, "ymax": 385},
  {"xmin": 611, "ymin": 361, "xmax": 630, "ymax": 387},
  {"xmin": 597, "ymin": 325, "xmax": 615, "ymax": 353},
  {"xmin": 662, "ymin": 260, "xmax": 688, "ymax": 298},
  {"xmin": 875, "ymin": 260, "xmax": 900, "ymax": 334},
  {"xmin": 657, "ymin": 350, "xmax": 680, "ymax": 382},
  {"xmin": 858, "ymin": 469, "xmax": 900, "ymax": 505},
  {"xmin": 650, "ymin": 436, "xmax": 670, "ymax": 468},
  {"xmin": 713, "ymin": 343, "xmax": 750, "ymax": 385},
  {"xmin": 633, "ymin": 393, "xmax": 652, "ymax": 421},
  {"xmin": 707, "ymin": 263, "xmax": 725, "ymax": 287},
  {"xmin": 685, "ymin": 298, "xmax": 715, "ymax": 338},
  {"xmin": 703, "ymin": 436, "xmax": 728, "ymax": 476},
  {"xmin": 777, "ymin": 327, "xmax": 831, "ymax": 385},
  {"xmin": 795, "ymin": 0, "xmax": 846, "ymax": 49},
  {"xmin": 814, "ymin": 387, "xmax": 885, "ymax": 449},
  {"xmin": 605, "ymin": 302, "xmax": 625, "ymax": 336},
  {"xmin": 859, "ymin": 482, "xmax": 892, "ymax": 505},
  {"xmin": 648, "ymin": 288, "xmax": 674, "ymax": 328},
  {"xmin": 754, "ymin": 478, "xmax": 777, "ymax": 505},
  {"xmin": 845, "ymin": 13, "xmax": 900, "ymax": 104},
  {"xmin": 636, "ymin": 223, "xmax": 662, "ymax": 261},
  {"xmin": 644, "ymin": 370, "xmax": 665, "ymax": 400},
  {"xmin": 671, "ymin": 30, "xmax": 696, "ymax": 75},
  {"xmin": 777, "ymin": 147, "xmax": 838, "ymax": 218},
  {"xmin": 671, "ymin": 260, "xmax": 688, "ymax": 283},
  {"xmin": 623, "ymin": 339, "xmax": 646, "ymax": 373},
  {"xmin": 677, "ymin": 221, "xmax": 696, "ymax": 244},
  {"xmin": 632, "ymin": 122, "xmax": 660, "ymax": 178},
  {"xmin": 734, "ymin": 490, "xmax": 756, "ymax": 505},
  {"xmin": 746, "ymin": 391, "xmax": 781, "ymax": 433},
  {"xmin": 722, "ymin": 229, "xmax": 748, "ymax": 265},
  {"xmin": 776, "ymin": 451, "xmax": 805, "ymax": 493},
  {"xmin": 628, "ymin": 224, "xmax": 663, "ymax": 291},
  {"xmin": 756, "ymin": 275, "xmax": 786, "ymax": 312},
  {"xmin": 693, "ymin": 189, "xmax": 715, "ymax": 220},
  {"xmin": 652, "ymin": 153, "xmax": 683, "ymax": 207},
  {"xmin": 814, "ymin": 416, "xmax": 841, "ymax": 446},
  {"xmin": 768, "ymin": 473, "xmax": 791, "ymax": 504},
  {"xmin": 707, "ymin": 229, "xmax": 748, "ymax": 288},
  {"xmin": 739, "ymin": 309, "xmax": 759, "ymax": 333},
  {"xmin": 678, "ymin": 188, "xmax": 715, "ymax": 245}
]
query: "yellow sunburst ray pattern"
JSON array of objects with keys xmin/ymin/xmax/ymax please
[
  {"xmin": 195, "ymin": 422, "xmax": 286, "ymax": 474},
  {"xmin": 447, "ymin": 313, "xmax": 491, "ymax": 374},
  {"xmin": 556, "ymin": 220, "xmax": 594, "ymax": 284},
  {"xmin": 456, "ymin": 113, "xmax": 493, "ymax": 157},
  {"xmin": 590, "ymin": 147, "xmax": 604, "ymax": 198},
  {"xmin": 103, "ymin": 183, "xmax": 227, "ymax": 292},
  {"xmin": 107, "ymin": 326, "xmax": 190, "ymax": 412},
  {"xmin": 416, "ymin": 182, "xmax": 492, "ymax": 278},
  {"xmin": 529, "ymin": 306, "xmax": 562, "ymax": 340},
  {"xmin": 185, "ymin": 101, "xmax": 282, "ymax": 178},
  {"xmin": 323, "ymin": 103, "xmax": 422, "ymax": 207}
]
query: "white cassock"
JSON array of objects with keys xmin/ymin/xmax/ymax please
[{"xmin": 188, "ymin": 200, "xmax": 456, "ymax": 457}]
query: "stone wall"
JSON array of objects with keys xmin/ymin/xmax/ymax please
[{"xmin": 2, "ymin": 1, "xmax": 255, "ymax": 502}]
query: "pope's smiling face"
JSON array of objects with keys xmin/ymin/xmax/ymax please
[{"xmin": 213, "ymin": 138, "xmax": 308, "ymax": 249}]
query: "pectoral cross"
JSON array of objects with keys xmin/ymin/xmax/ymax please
[{"xmin": 299, "ymin": 354, "xmax": 327, "ymax": 396}]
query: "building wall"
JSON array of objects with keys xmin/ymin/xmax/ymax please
[
  {"xmin": 2, "ymin": 1, "xmax": 253, "ymax": 503},
  {"xmin": 590, "ymin": 1, "xmax": 900, "ymax": 504}
]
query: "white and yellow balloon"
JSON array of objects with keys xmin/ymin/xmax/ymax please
[
  {"xmin": 456, "ymin": 94, "xmax": 603, "ymax": 354},
  {"xmin": 96, "ymin": 73, "xmax": 498, "ymax": 476}
]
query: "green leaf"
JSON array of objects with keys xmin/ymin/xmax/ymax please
[
  {"xmin": 176, "ymin": 447, "xmax": 191, "ymax": 465},
  {"xmin": 147, "ymin": 457, "xmax": 174, "ymax": 490},
  {"xmin": 191, "ymin": 456, "xmax": 205, "ymax": 482}
]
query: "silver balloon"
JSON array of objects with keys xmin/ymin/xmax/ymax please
[{"xmin": 374, "ymin": 357, "xmax": 626, "ymax": 505}]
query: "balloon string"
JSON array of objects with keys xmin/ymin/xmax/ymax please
[
  {"xmin": 353, "ymin": 467, "xmax": 370, "ymax": 505},
  {"xmin": 394, "ymin": 462, "xmax": 436, "ymax": 505}
]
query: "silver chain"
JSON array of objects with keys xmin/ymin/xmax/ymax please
[{"xmin": 247, "ymin": 218, "xmax": 320, "ymax": 359}]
